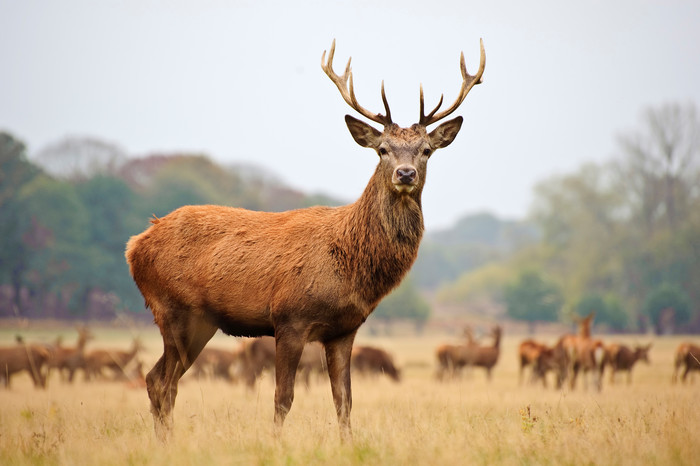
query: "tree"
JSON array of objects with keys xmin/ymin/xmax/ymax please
[
  {"xmin": 0, "ymin": 133, "xmax": 41, "ymax": 315},
  {"xmin": 504, "ymin": 270, "xmax": 562, "ymax": 333},
  {"xmin": 373, "ymin": 277, "xmax": 431, "ymax": 333},
  {"xmin": 643, "ymin": 284, "xmax": 691, "ymax": 335},
  {"xmin": 576, "ymin": 293, "xmax": 628, "ymax": 332}
]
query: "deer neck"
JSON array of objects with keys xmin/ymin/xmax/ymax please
[{"xmin": 339, "ymin": 167, "xmax": 424, "ymax": 306}]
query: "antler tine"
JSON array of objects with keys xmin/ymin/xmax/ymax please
[
  {"xmin": 321, "ymin": 40, "xmax": 393, "ymax": 126},
  {"xmin": 419, "ymin": 38, "xmax": 486, "ymax": 127}
]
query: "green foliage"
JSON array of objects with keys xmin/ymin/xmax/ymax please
[
  {"xmin": 643, "ymin": 284, "xmax": 692, "ymax": 334},
  {"xmin": 373, "ymin": 277, "xmax": 430, "ymax": 323},
  {"xmin": 576, "ymin": 293, "xmax": 628, "ymax": 331},
  {"xmin": 503, "ymin": 270, "xmax": 562, "ymax": 327}
]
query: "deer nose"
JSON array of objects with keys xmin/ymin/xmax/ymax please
[{"xmin": 396, "ymin": 167, "xmax": 416, "ymax": 184}]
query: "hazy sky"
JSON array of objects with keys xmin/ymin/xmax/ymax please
[{"xmin": 2, "ymin": 0, "xmax": 699, "ymax": 230}]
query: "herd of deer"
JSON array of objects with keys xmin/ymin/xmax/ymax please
[
  {"xmin": 0, "ymin": 326, "xmax": 144, "ymax": 389},
  {"xmin": 515, "ymin": 313, "xmax": 700, "ymax": 390},
  {"xmin": 0, "ymin": 329, "xmax": 401, "ymax": 391}
]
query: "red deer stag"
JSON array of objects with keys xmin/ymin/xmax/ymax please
[
  {"xmin": 0, "ymin": 338, "xmax": 50, "ymax": 389},
  {"xmin": 351, "ymin": 345, "xmax": 401, "ymax": 382},
  {"xmin": 126, "ymin": 39, "xmax": 485, "ymax": 442},
  {"xmin": 672, "ymin": 342, "xmax": 700, "ymax": 384},
  {"xmin": 605, "ymin": 343, "xmax": 651, "ymax": 385},
  {"xmin": 472, "ymin": 325, "xmax": 502, "ymax": 381}
]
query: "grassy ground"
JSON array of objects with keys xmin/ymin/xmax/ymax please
[{"xmin": 0, "ymin": 327, "xmax": 698, "ymax": 465}]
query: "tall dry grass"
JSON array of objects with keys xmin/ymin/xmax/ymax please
[{"xmin": 1, "ymin": 327, "xmax": 698, "ymax": 465}]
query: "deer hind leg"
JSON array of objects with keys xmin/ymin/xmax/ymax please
[
  {"xmin": 324, "ymin": 331, "xmax": 357, "ymax": 443},
  {"xmin": 146, "ymin": 310, "xmax": 217, "ymax": 442}
]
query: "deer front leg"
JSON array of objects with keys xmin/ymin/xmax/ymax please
[
  {"xmin": 325, "ymin": 331, "xmax": 357, "ymax": 442},
  {"xmin": 273, "ymin": 331, "xmax": 305, "ymax": 431}
]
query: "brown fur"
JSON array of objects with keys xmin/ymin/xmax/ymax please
[
  {"xmin": 672, "ymin": 342, "xmax": 700, "ymax": 383},
  {"xmin": 0, "ymin": 342, "xmax": 50, "ymax": 389},
  {"xmin": 351, "ymin": 346, "xmax": 400, "ymax": 382},
  {"xmin": 126, "ymin": 41, "xmax": 482, "ymax": 442},
  {"xmin": 605, "ymin": 343, "xmax": 651, "ymax": 385}
]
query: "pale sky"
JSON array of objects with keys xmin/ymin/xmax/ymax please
[{"xmin": 2, "ymin": 0, "xmax": 699, "ymax": 230}]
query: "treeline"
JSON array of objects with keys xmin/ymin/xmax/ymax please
[
  {"xmin": 437, "ymin": 102, "xmax": 700, "ymax": 334},
  {"xmin": 0, "ymin": 133, "xmax": 344, "ymax": 320}
]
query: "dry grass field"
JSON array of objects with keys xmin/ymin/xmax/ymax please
[{"xmin": 1, "ymin": 325, "xmax": 698, "ymax": 465}]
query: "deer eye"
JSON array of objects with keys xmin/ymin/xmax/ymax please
[
  {"xmin": 378, "ymin": 147, "xmax": 388, "ymax": 155},
  {"xmin": 423, "ymin": 148, "xmax": 431, "ymax": 156}
]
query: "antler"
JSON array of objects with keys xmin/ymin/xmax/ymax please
[
  {"xmin": 321, "ymin": 39, "xmax": 393, "ymax": 127},
  {"xmin": 419, "ymin": 38, "xmax": 486, "ymax": 127}
]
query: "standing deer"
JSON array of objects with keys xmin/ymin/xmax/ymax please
[
  {"xmin": 125, "ymin": 39, "xmax": 485, "ymax": 442},
  {"xmin": 518, "ymin": 339, "xmax": 549, "ymax": 386},
  {"xmin": 672, "ymin": 342, "xmax": 700, "ymax": 384},
  {"xmin": 47, "ymin": 325, "xmax": 94, "ymax": 383},
  {"xmin": 560, "ymin": 313, "xmax": 605, "ymax": 391},
  {"xmin": 471, "ymin": 325, "xmax": 502, "ymax": 381},
  {"xmin": 0, "ymin": 338, "xmax": 50, "ymax": 389},
  {"xmin": 435, "ymin": 326, "xmax": 479, "ymax": 381},
  {"xmin": 605, "ymin": 343, "xmax": 652, "ymax": 385}
]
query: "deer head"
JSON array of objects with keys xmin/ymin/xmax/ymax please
[{"xmin": 322, "ymin": 39, "xmax": 485, "ymax": 197}]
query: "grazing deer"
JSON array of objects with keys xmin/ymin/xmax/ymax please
[
  {"xmin": 47, "ymin": 325, "xmax": 94, "ymax": 383},
  {"xmin": 605, "ymin": 343, "xmax": 651, "ymax": 385},
  {"xmin": 435, "ymin": 326, "xmax": 479, "ymax": 381},
  {"xmin": 85, "ymin": 338, "xmax": 143, "ymax": 380},
  {"xmin": 125, "ymin": 39, "xmax": 485, "ymax": 441},
  {"xmin": 0, "ymin": 338, "xmax": 50, "ymax": 389},
  {"xmin": 471, "ymin": 325, "xmax": 502, "ymax": 381},
  {"xmin": 351, "ymin": 345, "xmax": 401, "ymax": 382},
  {"xmin": 672, "ymin": 342, "xmax": 700, "ymax": 384}
]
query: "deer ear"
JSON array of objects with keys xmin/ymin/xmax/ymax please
[
  {"xmin": 428, "ymin": 116, "xmax": 463, "ymax": 149},
  {"xmin": 345, "ymin": 115, "xmax": 382, "ymax": 149}
]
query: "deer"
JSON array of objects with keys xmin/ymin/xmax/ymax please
[
  {"xmin": 435, "ymin": 325, "xmax": 479, "ymax": 381},
  {"xmin": 518, "ymin": 339, "xmax": 549, "ymax": 386},
  {"xmin": 85, "ymin": 338, "xmax": 143, "ymax": 381},
  {"xmin": 351, "ymin": 345, "xmax": 401, "ymax": 382},
  {"xmin": 190, "ymin": 346, "xmax": 240, "ymax": 382},
  {"xmin": 605, "ymin": 343, "xmax": 652, "ymax": 385},
  {"xmin": 125, "ymin": 38, "xmax": 485, "ymax": 442},
  {"xmin": 0, "ymin": 338, "xmax": 51, "ymax": 389},
  {"xmin": 471, "ymin": 325, "xmax": 502, "ymax": 381},
  {"xmin": 672, "ymin": 342, "xmax": 700, "ymax": 384},
  {"xmin": 47, "ymin": 325, "xmax": 94, "ymax": 383},
  {"xmin": 559, "ymin": 313, "xmax": 605, "ymax": 391}
]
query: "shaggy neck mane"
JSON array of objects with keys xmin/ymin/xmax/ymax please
[{"xmin": 336, "ymin": 165, "xmax": 425, "ymax": 307}]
